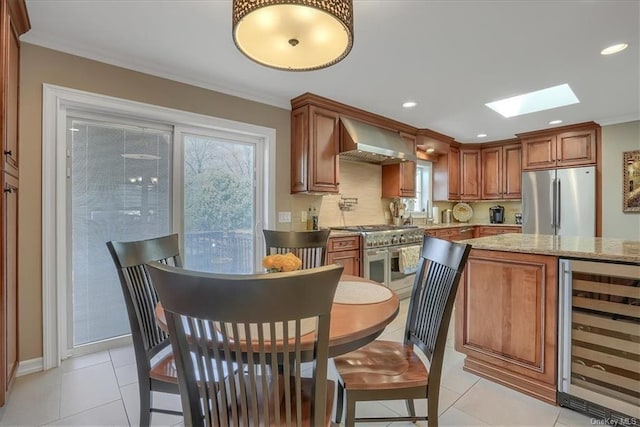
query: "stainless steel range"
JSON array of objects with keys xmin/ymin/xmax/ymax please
[{"xmin": 331, "ymin": 225, "xmax": 424, "ymax": 299}]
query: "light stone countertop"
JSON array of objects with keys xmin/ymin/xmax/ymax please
[
  {"xmin": 328, "ymin": 230, "xmax": 362, "ymax": 238},
  {"xmin": 418, "ymin": 223, "xmax": 522, "ymax": 230},
  {"xmin": 458, "ymin": 233, "xmax": 640, "ymax": 264}
]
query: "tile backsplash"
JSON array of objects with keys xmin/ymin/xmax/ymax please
[{"xmin": 291, "ymin": 159, "xmax": 522, "ymax": 229}]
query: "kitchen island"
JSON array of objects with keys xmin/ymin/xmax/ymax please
[{"xmin": 454, "ymin": 233, "xmax": 640, "ymax": 408}]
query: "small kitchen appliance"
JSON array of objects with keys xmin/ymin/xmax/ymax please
[
  {"xmin": 441, "ymin": 209, "xmax": 452, "ymax": 224},
  {"xmin": 489, "ymin": 205, "xmax": 505, "ymax": 224},
  {"xmin": 514, "ymin": 213, "xmax": 523, "ymax": 224}
]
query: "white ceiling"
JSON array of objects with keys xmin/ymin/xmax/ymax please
[{"xmin": 22, "ymin": 0, "xmax": 640, "ymax": 142}]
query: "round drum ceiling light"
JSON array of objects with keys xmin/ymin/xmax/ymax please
[{"xmin": 232, "ymin": 0, "xmax": 354, "ymax": 71}]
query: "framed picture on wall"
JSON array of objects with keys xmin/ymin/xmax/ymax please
[{"xmin": 623, "ymin": 150, "xmax": 640, "ymax": 212}]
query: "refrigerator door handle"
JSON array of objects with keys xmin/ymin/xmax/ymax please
[
  {"xmin": 551, "ymin": 179, "xmax": 557, "ymax": 227},
  {"xmin": 556, "ymin": 179, "xmax": 561, "ymax": 229}
]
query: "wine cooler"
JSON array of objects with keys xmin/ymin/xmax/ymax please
[{"xmin": 558, "ymin": 259, "xmax": 640, "ymax": 422}]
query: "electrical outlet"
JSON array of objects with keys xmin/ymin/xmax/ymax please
[
  {"xmin": 278, "ymin": 211, "xmax": 291, "ymax": 223},
  {"xmin": 301, "ymin": 210, "xmax": 307, "ymax": 222}
]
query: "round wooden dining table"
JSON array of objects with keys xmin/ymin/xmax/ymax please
[{"xmin": 154, "ymin": 274, "xmax": 400, "ymax": 358}]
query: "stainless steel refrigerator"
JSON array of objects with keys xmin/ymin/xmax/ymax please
[{"xmin": 522, "ymin": 166, "xmax": 595, "ymax": 236}]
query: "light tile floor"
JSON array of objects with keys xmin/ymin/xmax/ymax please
[{"xmin": 0, "ymin": 300, "xmax": 594, "ymax": 426}]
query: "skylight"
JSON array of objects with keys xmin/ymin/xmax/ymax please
[{"xmin": 485, "ymin": 84, "xmax": 579, "ymax": 118}]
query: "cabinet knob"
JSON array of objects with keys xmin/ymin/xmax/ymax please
[
  {"xmin": 3, "ymin": 187, "xmax": 13, "ymax": 194},
  {"xmin": 3, "ymin": 150, "xmax": 12, "ymax": 156}
]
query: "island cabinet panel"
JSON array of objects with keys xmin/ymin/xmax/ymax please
[
  {"xmin": 327, "ymin": 236, "xmax": 360, "ymax": 277},
  {"xmin": 455, "ymin": 249, "xmax": 558, "ymax": 405},
  {"xmin": 290, "ymin": 105, "xmax": 340, "ymax": 193},
  {"xmin": 460, "ymin": 148, "xmax": 480, "ymax": 200}
]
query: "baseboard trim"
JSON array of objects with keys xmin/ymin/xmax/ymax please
[{"xmin": 16, "ymin": 358, "xmax": 44, "ymax": 377}]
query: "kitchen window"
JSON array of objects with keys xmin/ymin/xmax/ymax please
[{"xmin": 413, "ymin": 161, "xmax": 433, "ymax": 213}]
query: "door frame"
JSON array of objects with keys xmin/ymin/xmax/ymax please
[{"xmin": 42, "ymin": 84, "xmax": 275, "ymax": 369}]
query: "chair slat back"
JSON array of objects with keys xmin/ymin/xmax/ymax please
[
  {"xmin": 405, "ymin": 237, "xmax": 471, "ymax": 365},
  {"xmin": 263, "ymin": 230, "xmax": 331, "ymax": 269},
  {"xmin": 146, "ymin": 263, "xmax": 343, "ymax": 427},
  {"xmin": 106, "ymin": 234, "xmax": 182, "ymax": 355}
]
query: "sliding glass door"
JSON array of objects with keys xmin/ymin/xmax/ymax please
[{"xmin": 68, "ymin": 113, "xmax": 171, "ymax": 349}]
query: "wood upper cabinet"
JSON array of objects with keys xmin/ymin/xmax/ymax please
[
  {"xmin": 1, "ymin": 0, "xmax": 27, "ymax": 177},
  {"xmin": 460, "ymin": 148, "xmax": 480, "ymax": 200},
  {"xmin": 455, "ymin": 250, "xmax": 558, "ymax": 405},
  {"xmin": 290, "ymin": 105, "xmax": 340, "ymax": 193},
  {"xmin": 382, "ymin": 161, "xmax": 416, "ymax": 198},
  {"xmin": 382, "ymin": 133, "xmax": 416, "ymax": 198},
  {"xmin": 434, "ymin": 145, "xmax": 460, "ymax": 201},
  {"xmin": 481, "ymin": 142, "xmax": 521, "ymax": 200},
  {"xmin": 519, "ymin": 122, "xmax": 599, "ymax": 171},
  {"xmin": 326, "ymin": 235, "xmax": 360, "ymax": 277}
]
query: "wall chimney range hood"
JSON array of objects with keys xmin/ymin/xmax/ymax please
[{"xmin": 339, "ymin": 117, "xmax": 416, "ymax": 164}]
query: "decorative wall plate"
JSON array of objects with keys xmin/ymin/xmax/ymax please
[{"xmin": 453, "ymin": 202, "xmax": 473, "ymax": 222}]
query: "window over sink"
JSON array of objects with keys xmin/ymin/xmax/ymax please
[{"xmin": 408, "ymin": 160, "xmax": 432, "ymax": 213}]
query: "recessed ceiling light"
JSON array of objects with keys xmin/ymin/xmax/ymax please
[
  {"xmin": 549, "ymin": 119, "xmax": 563, "ymax": 125},
  {"xmin": 601, "ymin": 43, "xmax": 628, "ymax": 55},
  {"xmin": 426, "ymin": 147, "xmax": 435, "ymax": 153},
  {"xmin": 477, "ymin": 133, "xmax": 487, "ymax": 138},
  {"xmin": 402, "ymin": 101, "xmax": 417, "ymax": 108},
  {"xmin": 69, "ymin": 128, "xmax": 80, "ymax": 132},
  {"xmin": 485, "ymin": 83, "xmax": 579, "ymax": 118}
]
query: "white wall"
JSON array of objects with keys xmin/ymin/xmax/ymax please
[{"xmin": 601, "ymin": 120, "xmax": 640, "ymax": 239}]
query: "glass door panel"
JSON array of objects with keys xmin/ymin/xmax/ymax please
[
  {"xmin": 182, "ymin": 133, "xmax": 256, "ymax": 274},
  {"xmin": 69, "ymin": 115, "xmax": 171, "ymax": 348}
]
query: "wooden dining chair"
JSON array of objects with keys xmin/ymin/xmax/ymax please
[
  {"xmin": 263, "ymin": 229, "xmax": 331, "ymax": 269},
  {"xmin": 106, "ymin": 234, "xmax": 183, "ymax": 426},
  {"xmin": 332, "ymin": 236, "xmax": 471, "ymax": 426},
  {"xmin": 145, "ymin": 262, "xmax": 344, "ymax": 427}
]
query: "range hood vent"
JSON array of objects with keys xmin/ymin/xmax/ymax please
[{"xmin": 339, "ymin": 117, "xmax": 416, "ymax": 164}]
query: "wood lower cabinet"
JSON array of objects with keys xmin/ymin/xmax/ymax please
[
  {"xmin": 290, "ymin": 105, "xmax": 340, "ymax": 193},
  {"xmin": 475, "ymin": 226, "xmax": 522, "ymax": 237},
  {"xmin": 455, "ymin": 250, "xmax": 558, "ymax": 405},
  {"xmin": 382, "ymin": 161, "xmax": 416, "ymax": 198},
  {"xmin": 327, "ymin": 235, "xmax": 360, "ymax": 277},
  {"xmin": 519, "ymin": 122, "xmax": 599, "ymax": 171},
  {"xmin": 1, "ymin": 173, "xmax": 17, "ymax": 403},
  {"xmin": 424, "ymin": 227, "xmax": 462, "ymax": 241}
]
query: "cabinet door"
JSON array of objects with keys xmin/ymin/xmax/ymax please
[
  {"xmin": 290, "ymin": 106, "xmax": 309, "ymax": 193},
  {"xmin": 556, "ymin": 129, "xmax": 596, "ymax": 167},
  {"xmin": 2, "ymin": 173, "xmax": 18, "ymax": 403},
  {"xmin": 448, "ymin": 146, "xmax": 460, "ymax": 200},
  {"xmin": 327, "ymin": 250, "xmax": 360, "ymax": 276},
  {"xmin": 399, "ymin": 161, "xmax": 416, "ymax": 197},
  {"xmin": 455, "ymin": 250, "xmax": 558, "ymax": 404},
  {"xmin": 521, "ymin": 135, "xmax": 556, "ymax": 170},
  {"xmin": 502, "ymin": 143, "xmax": 522, "ymax": 199},
  {"xmin": 308, "ymin": 106, "xmax": 340, "ymax": 193},
  {"xmin": 2, "ymin": 8, "xmax": 21, "ymax": 176},
  {"xmin": 481, "ymin": 147, "xmax": 502, "ymax": 200},
  {"xmin": 460, "ymin": 149, "xmax": 480, "ymax": 200}
]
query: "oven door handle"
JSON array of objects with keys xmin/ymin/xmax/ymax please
[{"xmin": 367, "ymin": 249, "xmax": 388, "ymax": 256}]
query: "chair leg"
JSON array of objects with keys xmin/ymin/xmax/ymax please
[
  {"xmin": 139, "ymin": 381, "xmax": 152, "ymax": 427},
  {"xmin": 345, "ymin": 394, "xmax": 356, "ymax": 427},
  {"xmin": 406, "ymin": 398, "xmax": 416, "ymax": 417},
  {"xmin": 427, "ymin": 392, "xmax": 439, "ymax": 427},
  {"xmin": 334, "ymin": 381, "xmax": 344, "ymax": 423}
]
